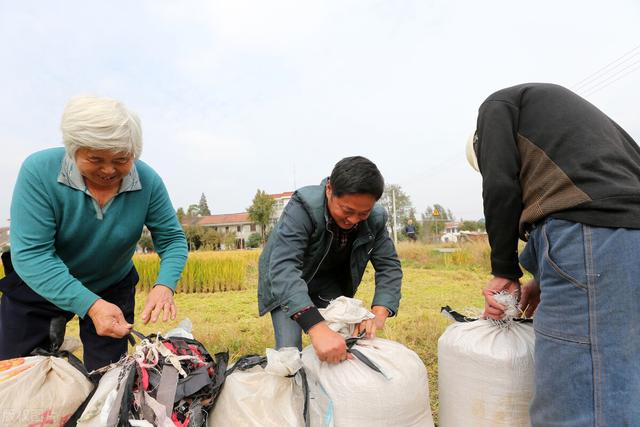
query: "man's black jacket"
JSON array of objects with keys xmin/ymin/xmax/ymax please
[{"xmin": 475, "ymin": 83, "xmax": 640, "ymax": 279}]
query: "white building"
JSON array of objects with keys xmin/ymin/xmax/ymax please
[
  {"xmin": 187, "ymin": 212, "xmax": 259, "ymax": 249},
  {"xmin": 441, "ymin": 221, "xmax": 462, "ymax": 243},
  {"xmin": 182, "ymin": 191, "xmax": 294, "ymax": 249},
  {"xmin": 270, "ymin": 191, "xmax": 294, "ymax": 223}
]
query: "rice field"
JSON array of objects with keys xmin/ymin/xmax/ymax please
[{"xmin": 133, "ymin": 249, "xmax": 260, "ymax": 293}]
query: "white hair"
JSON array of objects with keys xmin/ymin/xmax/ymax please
[{"xmin": 61, "ymin": 95, "xmax": 143, "ymax": 159}]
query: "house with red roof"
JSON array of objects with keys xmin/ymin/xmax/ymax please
[{"xmin": 182, "ymin": 191, "xmax": 294, "ymax": 249}]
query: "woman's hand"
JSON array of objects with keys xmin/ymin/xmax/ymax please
[
  {"xmin": 140, "ymin": 285, "xmax": 176, "ymax": 324},
  {"xmin": 87, "ymin": 299, "xmax": 132, "ymax": 338}
]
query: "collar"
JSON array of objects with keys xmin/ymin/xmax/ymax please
[{"xmin": 57, "ymin": 154, "xmax": 142, "ymax": 220}]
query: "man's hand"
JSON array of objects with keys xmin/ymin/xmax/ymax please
[
  {"xmin": 482, "ymin": 276, "xmax": 521, "ymax": 320},
  {"xmin": 354, "ymin": 306, "xmax": 390, "ymax": 338},
  {"xmin": 141, "ymin": 285, "xmax": 176, "ymax": 324},
  {"xmin": 519, "ymin": 279, "xmax": 541, "ymax": 317},
  {"xmin": 87, "ymin": 299, "xmax": 132, "ymax": 338},
  {"xmin": 308, "ymin": 322, "xmax": 351, "ymax": 364}
]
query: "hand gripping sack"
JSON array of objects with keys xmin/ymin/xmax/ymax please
[
  {"xmin": 208, "ymin": 348, "xmax": 308, "ymax": 427},
  {"xmin": 437, "ymin": 307, "xmax": 535, "ymax": 427},
  {"xmin": 301, "ymin": 297, "xmax": 434, "ymax": 427}
]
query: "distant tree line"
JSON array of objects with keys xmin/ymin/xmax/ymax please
[
  {"xmin": 381, "ymin": 184, "xmax": 485, "ymax": 243},
  {"xmin": 141, "ymin": 184, "xmax": 484, "ymax": 250},
  {"xmin": 141, "ymin": 190, "xmax": 278, "ymax": 252}
]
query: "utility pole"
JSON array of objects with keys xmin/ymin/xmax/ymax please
[
  {"xmin": 433, "ymin": 207, "xmax": 440, "ymax": 243},
  {"xmin": 392, "ymin": 189, "xmax": 398, "ymax": 245}
]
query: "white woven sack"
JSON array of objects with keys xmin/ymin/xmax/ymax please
[
  {"xmin": 302, "ymin": 338, "xmax": 433, "ymax": 427},
  {"xmin": 298, "ymin": 297, "xmax": 433, "ymax": 427},
  {"xmin": 208, "ymin": 348, "xmax": 305, "ymax": 427},
  {"xmin": 438, "ymin": 320, "xmax": 535, "ymax": 427},
  {"xmin": 77, "ymin": 364, "xmax": 125, "ymax": 427},
  {"xmin": 0, "ymin": 355, "xmax": 94, "ymax": 426}
]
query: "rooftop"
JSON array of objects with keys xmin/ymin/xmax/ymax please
[{"xmin": 183, "ymin": 212, "xmax": 251, "ymax": 226}]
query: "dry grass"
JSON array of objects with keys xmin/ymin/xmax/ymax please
[{"xmin": 396, "ymin": 240, "xmax": 491, "ymax": 271}]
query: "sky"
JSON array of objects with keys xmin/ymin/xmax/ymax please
[{"xmin": 1, "ymin": 0, "xmax": 639, "ymax": 228}]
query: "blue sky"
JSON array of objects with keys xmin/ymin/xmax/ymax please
[{"xmin": 1, "ymin": 0, "xmax": 639, "ymax": 227}]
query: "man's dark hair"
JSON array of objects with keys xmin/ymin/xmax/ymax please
[{"xmin": 329, "ymin": 156, "xmax": 385, "ymax": 200}]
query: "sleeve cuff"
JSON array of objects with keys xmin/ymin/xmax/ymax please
[
  {"xmin": 491, "ymin": 258, "xmax": 523, "ymax": 280},
  {"xmin": 375, "ymin": 306, "xmax": 395, "ymax": 317},
  {"xmin": 292, "ymin": 306, "xmax": 325, "ymax": 333},
  {"xmin": 154, "ymin": 283, "xmax": 175, "ymax": 294}
]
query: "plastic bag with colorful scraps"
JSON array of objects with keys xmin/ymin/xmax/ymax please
[{"xmin": 78, "ymin": 328, "xmax": 228, "ymax": 427}]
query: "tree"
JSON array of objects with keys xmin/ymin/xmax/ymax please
[
  {"xmin": 460, "ymin": 220, "xmax": 486, "ymax": 232},
  {"xmin": 246, "ymin": 232, "xmax": 262, "ymax": 248},
  {"xmin": 184, "ymin": 225, "xmax": 205, "ymax": 251},
  {"xmin": 138, "ymin": 233, "xmax": 154, "ymax": 253},
  {"xmin": 380, "ymin": 184, "xmax": 412, "ymax": 222},
  {"xmin": 221, "ymin": 232, "xmax": 238, "ymax": 250},
  {"xmin": 380, "ymin": 184, "xmax": 413, "ymax": 240},
  {"xmin": 187, "ymin": 204, "xmax": 200, "ymax": 217},
  {"xmin": 176, "ymin": 207, "xmax": 186, "ymax": 224},
  {"xmin": 201, "ymin": 228, "xmax": 221, "ymax": 250},
  {"xmin": 198, "ymin": 193, "xmax": 211, "ymax": 216},
  {"xmin": 247, "ymin": 189, "xmax": 275, "ymax": 244},
  {"xmin": 422, "ymin": 204, "xmax": 455, "ymax": 241}
]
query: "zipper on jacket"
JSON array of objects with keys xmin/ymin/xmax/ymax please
[
  {"xmin": 307, "ymin": 227, "xmax": 334, "ymax": 284},
  {"xmin": 349, "ymin": 233, "xmax": 374, "ymax": 287}
]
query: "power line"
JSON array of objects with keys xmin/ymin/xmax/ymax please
[
  {"xmin": 578, "ymin": 57, "xmax": 640, "ymax": 95},
  {"xmin": 572, "ymin": 44, "xmax": 640, "ymax": 92},
  {"xmin": 581, "ymin": 60, "xmax": 640, "ymax": 97}
]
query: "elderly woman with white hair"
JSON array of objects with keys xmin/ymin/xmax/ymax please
[{"xmin": 0, "ymin": 95, "xmax": 188, "ymax": 370}]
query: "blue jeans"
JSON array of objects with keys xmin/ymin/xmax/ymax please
[
  {"xmin": 270, "ymin": 307, "xmax": 303, "ymax": 350},
  {"xmin": 520, "ymin": 218, "xmax": 640, "ymax": 426}
]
